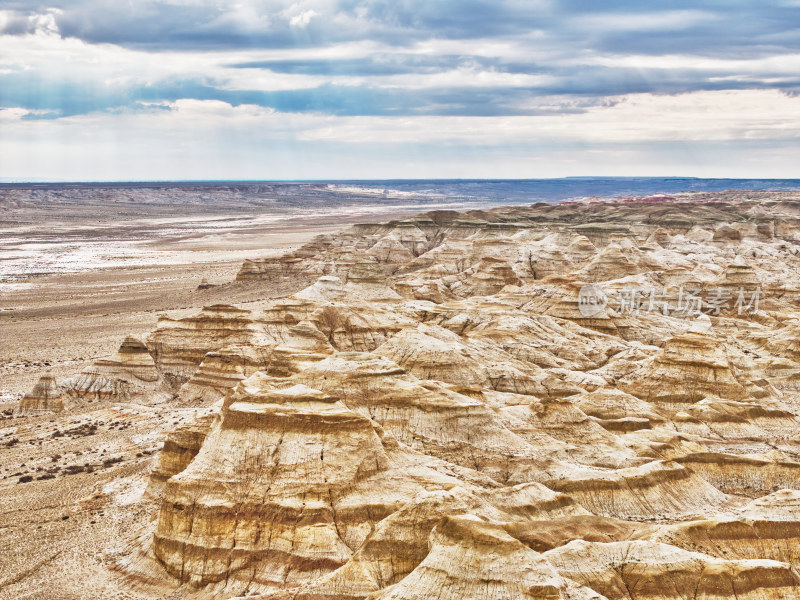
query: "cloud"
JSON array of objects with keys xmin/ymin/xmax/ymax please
[
  {"xmin": 2, "ymin": 0, "xmax": 800, "ymax": 178},
  {"xmin": 4, "ymin": 23, "xmax": 800, "ymax": 120},
  {"xmin": 0, "ymin": 0, "xmax": 792, "ymax": 54},
  {"xmin": 2, "ymin": 89, "xmax": 798, "ymax": 147},
  {"xmin": 3, "ymin": 95, "xmax": 800, "ymax": 181},
  {"xmin": 289, "ymin": 9, "xmax": 318, "ymax": 27},
  {"xmin": 287, "ymin": 90, "xmax": 800, "ymax": 144},
  {"xmin": 0, "ymin": 8, "xmax": 59, "ymax": 36}
]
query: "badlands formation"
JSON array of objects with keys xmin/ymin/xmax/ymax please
[{"xmin": 7, "ymin": 190, "xmax": 800, "ymax": 599}]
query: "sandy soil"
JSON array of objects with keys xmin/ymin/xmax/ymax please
[{"xmin": 0, "ymin": 399, "xmax": 210, "ymax": 599}]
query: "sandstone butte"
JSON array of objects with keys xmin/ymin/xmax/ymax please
[{"xmin": 15, "ymin": 190, "xmax": 800, "ymax": 599}]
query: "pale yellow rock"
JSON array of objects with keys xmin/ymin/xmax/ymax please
[
  {"xmin": 147, "ymin": 304, "xmax": 270, "ymax": 388},
  {"xmin": 66, "ymin": 336, "xmax": 161, "ymax": 402},
  {"xmin": 153, "ymin": 373, "xmax": 489, "ymax": 594},
  {"xmin": 178, "ymin": 344, "xmax": 273, "ymax": 404},
  {"xmin": 368, "ymin": 516, "xmax": 603, "ymax": 600},
  {"xmin": 291, "ymin": 485, "xmax": 590, "ymax": 600},
  {"xmin": 739, "ymin": 489, "xmax": 800, "ymax": 521},
  {"xmin": 108, "ymin": 193, "xmax": 800, "ymax": 598},
  {"xmin": 645, "ymin": 517, "xmax": 800, "ymax": 570},
  {"xmin": 542, "ymin": 460, "xmax": 729, "ymax": 521},
  {"xmin": 16, "ymin": 374, "xmax": 66, "ymax": 415},
  {"xmin": 544, "ymin": 539, "xmax": 800, "ymax": 599},
  {"xmin": 619, "ymin": 329, "xmax": 749, "ymax": 411}
]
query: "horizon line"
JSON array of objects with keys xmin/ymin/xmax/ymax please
[{"xmin": 4, "ymin": 176, "xmax": 800, "ymax": 186}]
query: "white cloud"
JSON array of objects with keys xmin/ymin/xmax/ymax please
[
  {"xmin": 366, "ymin": 68, "xmax": 555, "ymax": 90},
  {"xmin": 290, "ymin": 9, "xmax": 318, "ymax": 27},
  {"xmin": 3, "ymin": 89, "xmax": 798, "ymax": 146},
  {"xmin": 0, "ymin": 107, "xmax": 31, "ymax": 120},
  {"xmin": 0, "ymin": 28, "xmax": 329, "ymax": 92},
  {"xmin": 570, "ymin": 10, "xmax": 719, "ymax": 32},
  {"xmin": 588, "ymin": 53, "xmax": 800, "ymax": 76},
  {"xmin": 0, "ymin": 8, "xmax": 60, "ymax": 36},
  {"xmin": 2, "ymin": 90, "xmax": 798, "ymax": 181},
  {"xmin": 2, "ymin": 2, "xmax": 800, "ymax": 179},
  {"xmin": 294, "ymin": 90, "xmax": 800, "ymax": 144}
]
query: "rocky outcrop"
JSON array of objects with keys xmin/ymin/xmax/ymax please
[
  {"xmin": 368, "ymin": 516, "xmax": 602, "ymax": 600},
  {"xmin": 296, "ymin": 353, "xmax": 544, "ymax": 483},
  {"xmin": 647, "ymin": 517, "xmax": 800, "ymax": 570},
  {"xmin": 576, "ymin": 244, "xmax": 644, "ymax": 282},
  {"xmin": 543, "ymin": 460, "xmax": 729, "ymax": 521},
  {"xmin": 343, "ymin": 259, "xmax": 401, "ymax": 302},
  {"xmin": 445, "ymin": 256, "xmax": 521, "ymax": 297},
  {"xmin": 146, "ymin": 410, "xmax": 218, "ymax": 495},
  {"xmin": 570, "ymin": 389, "xmax": 668, "ymax": 432},
  {"xmin": 16, "ymin": 374, "xmax": 65, "ymax": 416},
  {"xmin": 147, "ymin": 304, "xmax": 269, "ymax": 388},
  {"xmin": 291, "ymin": 485, "xmax": 591, "ymax": 600},
  {"xmin": 178, "ymin": 344, "xmax": 273, "ymax": 404},
  {"xmin": 674, "ymin": 453, "xmax": 800, "ymax": 497},
  {"xmin": 109, "ymin": 192, "xmax": 800, "ymax": 599},
  {"xmin": 620, "ymin": 328, "xmax": 749, "ymax": 411},
  {"xmin": 376, "ymin": 323, "xmax": 580, "ymax": 399},
  {"xmin": 152, "ymin": 374, "xmax": 476, "ymax": 594},
  {"xmin": 66, "ymin": 336, "xmax": 160, "ymax": 402},
  {"xmin": 544, "ymin": 540, "xmax": 800, "ymax": 599}
]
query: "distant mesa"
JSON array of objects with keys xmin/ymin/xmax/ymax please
[{"xmin": 197, "ymin": 277, "xmax": 217, "ymax": 290}]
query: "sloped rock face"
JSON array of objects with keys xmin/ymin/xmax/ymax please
[
  {"xmin": 296, "ymin": 353, "xmax": 544, "ymax": 483},
  {"xmin": 147, "ymin": 304, "xmax": 269, "ymax": 388},
  {"xmin": 619, "ymin": 329, "xmax": 749, "ymax": 410},
  {"xmin": 646, "ymin": 517, "xmax": 800, "ymax": 570},
  {"xmin": 147, "ymin": 411, "xmax": 218, "ymax": 495},
  {"xmin": 542, "ymin": 460, "xmax": 730, "ymax": 521},
  {"xmin": 110, "ymin": 192, "xmax": 800, "ymax": 598},
  {"xmin": 16, "ymin": 374, "xmax": 65, "ymax": 415},
  {"xmin": 290, "ymin": 485, "xmax": 592, "ymax": 600},
  {"xmin": 177, "ymin": 344, "xmax": 270, "ymax": 404},
  {"xmin": 152, "ymin": 374, "xmax": 471, "ymax": 594},
  {"xmin": 446, "ymin": 256, "xmax": 521, "ymax": 297},
  {"xmin": 367, "ymin": 516, "xmax": 601, "ymax": 600},
  {"xmin": 66, "ymin": 336, "xmax": 160, "ymax": 402},
  {"xmin": 544, "ymin": 540, "xmax": 800, "ymax": 600}
]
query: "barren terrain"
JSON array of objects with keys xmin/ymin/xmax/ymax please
[
  {"xmin": 0, "ymin": 182, "xmax": 499, "ymax": 398},
  {"xmin": 5, "ymin": 188, "xmax": 800, "ymax": 599}
]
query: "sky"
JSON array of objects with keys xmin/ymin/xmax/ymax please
[{"xmin": 1, "ymin": 1, "xmax": 799, "ymax": 181}]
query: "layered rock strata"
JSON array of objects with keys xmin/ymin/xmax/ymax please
[
  {"xmin": 66, "ymin": 336, "xmax": 160, "ymax": 401},
  {"xmin": 91, "ymin": 191, "xmax": 800, "ymax": 598},
  {"xmin": 16, "ymin": 374, "xmax": 66, "ymax": 415}
]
